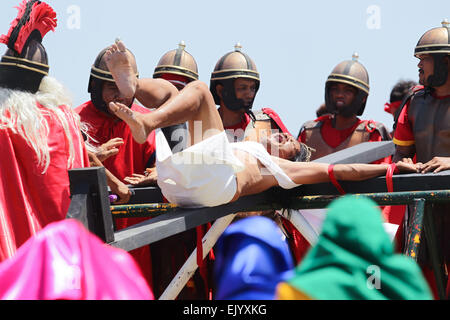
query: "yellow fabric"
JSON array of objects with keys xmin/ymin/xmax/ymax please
[
  {"xmin": 393, "ymin": 137, "xmax": 415, "ymax": 147},
  {"xmin": 275, "ymin": 282, "xmax": 313, "ymax": 300}
]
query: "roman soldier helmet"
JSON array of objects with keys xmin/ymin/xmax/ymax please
[
  {"xmin": 153, "ymin": 41, "xmax": 198, "ymax": 89},
  {"xmin": 325, "ymin": 53, "xmax": 370, "ymax": 116},
  {"xmin": 210, "ymin": 43, "xmax": 260, "ymax": 112},
  {"xmin": 0, "ymin": 0, "xmax": 57, "ymax": 94},
  {"xmin": 414, "ymin": 19, "xmax": 450, "ymax": 87},
  {"xmin": 88, "ymin": 39, "xmax": 139, "ymax": 114}
]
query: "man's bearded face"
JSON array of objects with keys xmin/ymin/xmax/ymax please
[
  {"xmin": 233, "ymin": 78, "xmax": 257, "ymax": 109},
  {"xmin": 417, "ymin": 54, "xmax": 434, "ymax": 86},
  {"xmin": 102, "ymin": 81, "xmax": 133, "ymax": 111},
  {"xmin": 329, "ymin": 82, "xmax": 358, "ymax": 117}
]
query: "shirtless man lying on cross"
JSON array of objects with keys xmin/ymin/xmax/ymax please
[{"xmin": 104, "ymin": 40, "xmax": 419, "ymax": 208}]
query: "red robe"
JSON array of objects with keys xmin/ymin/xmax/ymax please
[
  {"xmin": 299, "ymin": 115, "xmax": 390, "ymax": 164},
  {"xmin": 75, "ymin": 101, "xmax": 156, "ymax": 287},
  {"xmin": 0, "ymin": 104, "xmax": 89, "ymax": 262},
  {"xmin": 75, "ymin": 101, "xmax": 156, "ymax": 182}
]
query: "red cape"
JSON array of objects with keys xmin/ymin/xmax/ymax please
[
  {"xmin": 0, "ymin": 104, "xmax": 89, "ymax": 262},
  {"xmin": 75, "ymin": 101, "xmax": 157, "ymax": 286},
  {"xmin": 75, "ymin": 101, "xmax": 156, "ymax": 181}
]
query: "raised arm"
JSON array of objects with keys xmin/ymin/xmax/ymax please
[{"xmin": 276, "ymin": 157, "xmax": 419, "ymax": 186}]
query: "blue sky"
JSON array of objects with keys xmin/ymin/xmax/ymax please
[{"xmin": 0, "ymin": 0, "xmax": 449, "ymax": 136}]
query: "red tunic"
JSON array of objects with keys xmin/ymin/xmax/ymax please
[
  {"xmin": 299, "ymin": 115, "xmax": 385, "ymax": 147},
  {"xmin": 0, "ymin": 104, "xmax": 89, "ymax": 262},
  {"xmin": 75, "ymin": 101, "xmax": 156, "ymax": 287},
  {"xmin": 75, "ymin": 101, "xmax": 156, "ymax": 181}
]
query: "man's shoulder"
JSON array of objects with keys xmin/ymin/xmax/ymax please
[
  {"xmin": 358, "ymin": 119, "xmax": 391, "ymax": 140},
  {"xmin": 74, "ymin": 101, "xmax": 92, "ymax": 111},
  {"xmin": 301, "ymin": 116, "xmax": 329, "ymax": 130}
]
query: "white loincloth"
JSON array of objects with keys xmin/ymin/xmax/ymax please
[
  {"xmin": 156, "ymin": 129, "xmax": 300, "ymax": 208},
  {"xmin": 156, "ymin": 129, "xmax": 244, "ymax": 208},
  {"xmin": 230, "ymin": 140, "xmax": 300, "ymax": 190}
]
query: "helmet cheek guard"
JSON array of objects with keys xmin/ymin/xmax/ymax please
[
  {"xmin": 427, "ymin": 53, "xmax": 449, "ymax": 87},
  {"xmin": 215, "ymin": 78, "xmax": 260, "ymax": 112},
  {"xmin": 210, "ymin": 43, "xmax": 260, "ymax": 112},
  {"xmin": 325, "ymin": 53, "xmax": 370, "ymax": 117}
]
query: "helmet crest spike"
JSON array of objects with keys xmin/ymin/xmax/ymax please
[
  {"xmin": 0, "ymin": 0, "xmax": 57, "ymax": 55},
  {"xmin": 153, "ymin": 41, "xmax": 199, "ymax": 82}
]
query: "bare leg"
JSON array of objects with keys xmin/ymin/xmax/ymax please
[
  {"xmin": 104, "ymin": 40, "xmax": 138, "ymax": 100},
  {"xmin": 109, "ymin": 81, "xmax": 224, "ymax": 144}
]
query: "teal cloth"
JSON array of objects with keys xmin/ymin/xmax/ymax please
[{"xmin": 287, "ymin": 196, "xmax": 432, "ymax": 300}]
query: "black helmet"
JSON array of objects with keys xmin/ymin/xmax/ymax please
[
  {"xmin": 414, "ymin": 19, "xmax": 450, "ymax": 87},
  {"xmin": 0, "ymin": 0, "xmax": 57, "ymax": 93},
  {"xmin": 210, "ymin": 43, "xmax": 260, "ymax": 112},
  {"xmin": 153, "ymin": 41, "xmax": 199, "ymax": 83},
  {"xmin": 325, "ymin": 53, "xmax": 370, "ymax": 116},
  {"xmin": 88, "ymin": 43, "xmax": 138, "ymax": 114}
]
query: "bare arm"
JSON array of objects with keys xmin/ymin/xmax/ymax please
[
  {"xmin": 278, "ymin": 158, "xmax": 419, "ymax": 185},
  {"xmin": 88, "ymin": 151, "xmax": 131, "ymax": 204},
  {"xmin": 393, "ymin": 145, "xmax": 416, "ymax": 162}
]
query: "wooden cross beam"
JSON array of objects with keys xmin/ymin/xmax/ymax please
[{"xmin": 65, "ymin": 141, "xmax": 400, "ymax": 249}]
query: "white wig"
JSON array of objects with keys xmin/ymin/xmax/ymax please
[{"xmin": 0, "ymin": 76, "xmax": 82, "ymax": 173}]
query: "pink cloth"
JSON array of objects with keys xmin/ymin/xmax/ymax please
[{"xmin": 0, "ymin": 219, "xmax": 154, "ymax": 300}]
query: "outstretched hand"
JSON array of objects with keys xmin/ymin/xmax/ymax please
[
  {"xmin": 124, "ymin": 168, "xmax": 158, "ymax": 187},
  {"xmin": 417, "ymin": 156, "xmax": 450, "ymax": 173},
  {"xmin": 96, "ymin": 137, "xmax": 124, "ymax": 162},
  {"xmin": 395, "ymin": 158, "xmax": 420, "ymax": 173},
  {"xmin": 109, "ymin": 179, "xmax": 132, "ymax": 204}
]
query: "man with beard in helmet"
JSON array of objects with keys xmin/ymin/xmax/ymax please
[
  {"xmin": 210, "ymin": 44, "xmax": 315, "ymax": 266},
  {"xmin": 298, "ymin": 53, "xmax": 391, "ymax": 162},
  {"xmin": 210, "ymin": 44, "xmax": 293, "ymax": 146},
  {"xmin": 294, "ymin": 54, "xmax": 392, "ymax": 264},
  {"xmin": 393, "ymin": 20, "xmax": 450, "ymax": 299},
  {"xmin": 75, "ymin": 42, "xmax": 177, "ymax": 289},
  {"xmin": 0, "ymin": 0, "xmax": 89, "ymax": 262}
]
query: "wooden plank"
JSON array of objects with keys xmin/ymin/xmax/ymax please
[
  {"xmin": 109, "ymin": 191, "xmax": 275, "ymax": 251},
  {"xmin": 295, "ymin": 170, "xmax": 450, "ymax": 196},
  {"xmin": 313, "ymin": 141, "xmax": 394, "ymax": 164},
  {"xmin": 67, "ymin": 167, "xmax": 115, "ymax": 243},
  {"xmin": 127, "ymin": 186, "xmax": 164, "ymax": 204},
  {"xmin": 120, "ymin": 141, "xmax": 395, "ymax": 205}
]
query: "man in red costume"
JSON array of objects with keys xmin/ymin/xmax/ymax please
[
  {"xmin": 379, "ymin": 80, "xmax": 418, "ymax": 230},
  {"xmin": 384, "ymin": 79, "xmax": 418, "ymax": 134},
  {"xmin": 75, "ymin": 43, "xmax": 177, "ymax": 289},
  {"xmin": 294, "ymin": 54, "xmax": 392, "ymax": 263},
  {"xmin": 210, "ymin": 44, "xmax": 293, "ymax": 147},
  {"xmin": 298, "ymin": 53, "xmax": 391, "ymax": 161},
  {"xmin": 393, "ymin": 20, "xmax": 450, "ymax": 299},
  {"xmin": 209, "ymin": 44, "xmax": 312, "ymax": 265},
  {"xmin": 0, "ymin": 0, "xmax": 89, "ymax": 262},
  {"xmin": 76, "ymin": 46, "xmax": 157, "ymax": 194}
]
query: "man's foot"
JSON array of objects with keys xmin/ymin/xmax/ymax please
[
  {"xmin": 104, "ymin": 40, "xmax": 138, "ymax": 99},
  {"xmin": 109, "ymin": 102, "xmax": 151, "ymax": 144}
]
